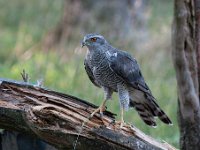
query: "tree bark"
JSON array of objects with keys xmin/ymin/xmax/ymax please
[
  {"xmin": 195, "ymin": 0, "xmax": 200, "ymax": 97},
  {"xmin": 0, "ymin": 78, "xmax": 175, "ymax": 150},
  {"xmin": 172, "ymin": 0, "xmax": 200, "ymax": 149}
]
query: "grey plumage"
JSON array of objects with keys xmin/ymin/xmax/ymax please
[{"xmin": 82, "ymin": 33, "xmax": 172, "ymax": 127}]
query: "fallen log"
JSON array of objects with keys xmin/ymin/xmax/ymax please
[{"xmin": 0, "ymin": 78, "xmax": 176, "ymax": 150}]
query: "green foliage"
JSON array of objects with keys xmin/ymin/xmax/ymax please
[{"xmin": 0, "ymin": 0, "xmax": 178, "ymax": 148}]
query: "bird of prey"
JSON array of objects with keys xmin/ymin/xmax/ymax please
[{"xmin": 82, "ymin": 33, "xmax": 172, "ymax": 127}]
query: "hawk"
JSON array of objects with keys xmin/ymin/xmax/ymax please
[{"xmin": 82, "ymin": 33, "xmax": 172, "ymax": 127}]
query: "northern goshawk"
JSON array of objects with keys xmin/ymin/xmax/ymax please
[{"xmin": 82, "ymin": 33, "xmax": 172, "ymax": 127}]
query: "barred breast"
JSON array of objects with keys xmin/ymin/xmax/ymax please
[{"xmin": 90, "ymin": 52, "xmax": 123, "ymax": 91}]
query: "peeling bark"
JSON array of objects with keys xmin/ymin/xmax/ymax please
[{"xmin": 0, "ymin": 78, "xmax": 175, "ymax": 150}]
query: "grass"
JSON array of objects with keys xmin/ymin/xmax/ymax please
[{"xmin": 0, "ymin": 0, "xmax": 179, "ymax": 148}]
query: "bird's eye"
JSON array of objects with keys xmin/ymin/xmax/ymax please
[{"xmin": 90, "ymin": 37, "xmax": 97, "ymax": 42}]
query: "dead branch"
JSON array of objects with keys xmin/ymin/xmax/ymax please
[{"xmin": 0, "ymin": 78, "xmax": 176, "ymax": 150}]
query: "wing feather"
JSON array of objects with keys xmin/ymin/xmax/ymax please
[
  {"xmin": 108, "ymin": 51, "xmax": 152, "ymax": 96},
  {"xmin": 84, "ymin": 59, "xmax": 101, "ymax": 88},
  {"xmin": 107, "ymin": 51, "xmax": 172, "ymax": 126}
]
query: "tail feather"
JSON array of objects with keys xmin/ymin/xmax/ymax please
[
  {"xmin": 129, "ymin": 88, "xmax": 172, "ymax": 126},
  {"xmin": 132, "ymin": 100, "xmax": 172, "ymax": 126},
  {"xmin": 134, "ymin": 102, "xmax": 157, "ymax": 127},
  {"xmin": 150, "ymin": 99, "xmax": 172, "ymax": 125}
]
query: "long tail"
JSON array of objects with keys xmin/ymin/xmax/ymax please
[
  {"xmin": 150, "ymin": 99, "xmax": 172, "ymax": 125},
  {"xmin": 130, "ymin": 99, "xmax": 172, "ymax": 127}
]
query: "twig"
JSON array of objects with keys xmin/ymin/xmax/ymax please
[{"xmin": 21, "ymin": 69, "xmax": 29, "ymax": 83}]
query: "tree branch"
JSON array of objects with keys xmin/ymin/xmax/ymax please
[{"xmin": 0, "ymin": 78, "xmax": 175, "ymax": 150}]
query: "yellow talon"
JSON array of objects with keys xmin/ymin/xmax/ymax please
[
  {"xmin": 115, "ymin": 107, "xmax": 128, "ymax": 128},
  {"xmin": 89, "ymin": 100, "xmax": 107, "ymax": 119}
]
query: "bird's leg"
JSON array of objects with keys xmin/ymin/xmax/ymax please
[
  {"xmin": 114, "ymin": 107, "xmax": 125, "ymax": 128},
  {"xmin": 115, "ymin": 84, "xmax": 130, "ymax": 128},
  {"xmin": 89, "ymin": 99, "xmax": 107, "ymax": 119},
  {"xmin": 120, "ymin": 107, "xmax": 125, "ymax": 128},
  {"xmin": 90, "ymin": 87, "xmax": 113, "ymax": 119},
  {"xmin": 115, "ymin": 107, "xmax": 130, "ymax": 128}
]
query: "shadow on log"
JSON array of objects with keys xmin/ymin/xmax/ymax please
[
  {"xmin": 0, "ymin": 130, "xmax": 56, "ymax": 150},
  {"xmin": 0, "ymin": 78, "xmax": 176, "ymax": 150}
]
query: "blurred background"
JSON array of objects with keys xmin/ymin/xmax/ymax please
[{"xmin": 0, "ymin": 0, "xmax": 178, "ymax": 147}]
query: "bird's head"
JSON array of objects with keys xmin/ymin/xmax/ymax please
[{"xmin": 81, "ymin": 33, "xmax": 107, "ymax": 49}]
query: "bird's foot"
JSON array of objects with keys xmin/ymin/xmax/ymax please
[
  {"xmin": 89, "ymin": 103, "xmax": 106, "ymax": 120},
  {"xmin": 115, "ymin": 120, "xmax": 127, "ymax": 128},
  {"xmin": 114, "ymin": 108, "xmax": 130, "ymax": 128}
]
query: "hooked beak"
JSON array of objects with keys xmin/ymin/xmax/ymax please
[{"xmin": 81, "ymin": 41, "xmax": 86, "ymax": 47}]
